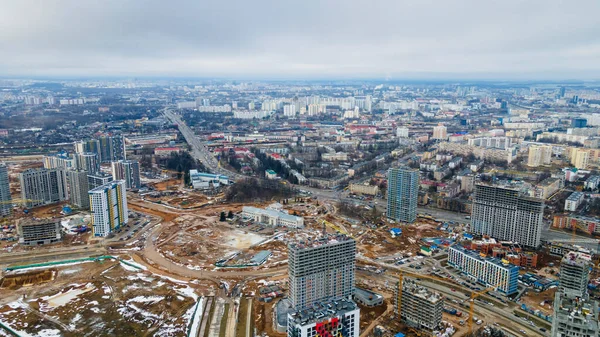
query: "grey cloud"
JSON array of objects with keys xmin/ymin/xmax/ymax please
[{"xmin": 0, "ymin": 0, "xmax": 599, "ymax": 79}]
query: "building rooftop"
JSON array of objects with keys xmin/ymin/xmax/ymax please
[
  {"xmin": 288, "ymin": 298, "xmax": 357, "ymax": 326},
  {"xmin": 403, "ymin": 280, "xmax": 443, "ymax": 304},
  {"xmin": 562, "ymin": 251, "xmax": 592, "ymax": 267},
  {"xmin": 451, "ymin": 245, "xmax": 518, "ymax": 270},
  {"xmin": 288, "ymin": 234, "xmax": 353, "ymax": 251},
  {"xmin": 18, "ymin": 218, "xmax": 60, "ymax": 227},
  {"xmin": 567, "ymin": 192, "xmax": 584, "ymax": 201},
  {"xmin": 555, "ymin": 292, "xmax": 598, "ymax": 329},
  {"xmin": 242, "ymin": 206, "xmax": 302, "ymax": 223}
]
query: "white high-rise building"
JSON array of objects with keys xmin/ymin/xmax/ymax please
[
  {"xmin": 284, "ymin": 104, "xmax": 296, "ymax": 117},
  {"xmin": 387, "ymin": 167, "xmax": 419, "ymax": 223},
  {"xmin": 43, "ymin": 153, "xmax": 74, "ymax": 170},
  {"xmin": 89, "ymin": 180, "xmax": 128, "ymax": 237},
  {"xmin": 396, "ymin": 127, "xmax": 409, "ymax": 138},
  {"xmin": 571, "ymin": 149, "xmax": 590, "ymax": 169},
  {"xmin": 0, "ymin": 163, "xmax": 11, "ymax": 217},
  {"xmin": 111, "ymin": 160, "xmax": 140, "ymax": 189}
]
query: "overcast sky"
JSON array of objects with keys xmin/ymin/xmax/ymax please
[{"xmin": 1, "ymin": 0, "xmax": 599, "ymax": 80}]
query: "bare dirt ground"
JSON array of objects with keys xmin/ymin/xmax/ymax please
[{"xmin": 519, "ymin": 288, "xmax": 557, "ymax": 316}]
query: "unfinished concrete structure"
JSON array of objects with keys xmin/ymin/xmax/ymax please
[
  {"xmin": 288, "ymin": 235, "xmax": 356, "ymax": 310},
  {"xmin": 551, "ymin": 251, "xmax": 599, "ymax": 337},
  {"xmin": 559, "ymin": 251, "xmax": 592, "ymax": 298},
  {"xmin": 17, "ymin": 218, "xmax": 62, "ymax": 246},
  {"xmin": 395, "ymin": 279, "xmax": 444, "ymax": 332}
]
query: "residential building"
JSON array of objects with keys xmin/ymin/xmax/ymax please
[
  {"xmin": 468, "ymin": 137, "xmax": 512, "ymax": 150},
  {"xmin": 559, "ymin": 251, "xmax": 592, "ymax": 298},
  {"xmin": 74, "ymin": 139, "xmax": 101, "ymax": 157},
  {"xmin": 265, "ymin": 169, "xmax": 278, "ymax": 180},
  {"xmin": 432, "ymin": 124, "xmax": 447, "ymax": 140},
  {"xmin": 553, "ymin": 214, "xmax": 600, "ymax": 235},
  {"xmin": 565, "ymin": 192, "xmax": 585, "ymax": 212},
  {"xmin": 287, "ymin": 299, "xmax": 360, "ymax": 337},
  {"xmin": 395, "ymin": 280, "xmax": 444, "ymax": 332},
  {"xmin": 17, "ymin": 218, "xmax": 62, "ymax": 246},
  {"xmin": 349, "ymin": 183, "xmax": 379, "ymax": 196},
  {"xmin": 43, "ymin": 153, "xmax": 74, "ymax": 170},
  {"xmin": 67, "ymin": 170, "xmax": 90, "ymax": 209},
  {"xmin": 288, "ymin": 235, "xmax": 356, "ymax": 310},
  {"xmin": 242, "ymin": 205, "xmax": 304, "ymax": 228},
  {"xmin": 87, "ymin": 172, "xmax": 113, "ymax": 189},
  {"xmin": 111, "ymin": 160, "xmax": 140, "ymax": 189},
  {"xmin": 387, "ymin": 167, "xmax": 419, "ymax": 223},
  {"xmin": 585, "ymin": 175, "xmax": 600, "ymax": 190},
  {"xmin": 19, "ymin": 168, "xmax": 68, "ymax": 208},
  {"xmin": 75, "ymin": 152, "xmax": 100, "ymax": 173},
  {"xmin": 0, "ymin": 163, "xmax": 11, "ymax": 217},
  {"xmin": 88, "ymin": 180, "xmax": 128, "ymax": 237},
  {"xmin": 530, "ymin": 177, "xmax": 562, "ymax": 199},
  {"xmin": 527, "ymin": 145, "xmax": 553, "ymax": 167},
  {"xmin": 99, "ymin": 135, "xmax": 125, "ymax": 163},
  {"xmin": 448, "ymin": 245, "xmax": 519, "ymax": 295},
  {"xmin": 283, "ymin": 104, "xmax": 296, "ymax": 117},
  {"xmin": 571, "ymin": 149, "xmax": 590, "ymax": 169},
  {"xmin": 154, "ymin": 147, "xmax": 181, "ymax": 157},
  {"xmin": 471, "ymin": 183, "xmax": 545, "ymax": 248}
]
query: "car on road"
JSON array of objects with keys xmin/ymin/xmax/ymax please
[{"xmin": 519, "ymin": 329, "xmax": 527, "ymax": 335}]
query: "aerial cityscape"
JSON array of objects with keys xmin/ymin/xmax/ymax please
[{"xmin": 1, "ymin": 1, "xmax": 600, "ymax": 337}]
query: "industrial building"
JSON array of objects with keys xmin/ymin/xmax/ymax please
[
  {"xmin": 395, "ymin": 279, "xmax": 444, "ymax": 332},
  {"xmin": 288, "ymin": 235, "xmax": 356, "ymax": 310},
  {"xmin": 0, "ymin": 163, "xmax": 10, "ymax": 217},
  {"xmin": 448, "ymin": 245, "xmax": 519, "ymax": 295},
  {"xmin": 242, "ymin": 205, "xmax": 304, "ymax": 228},
  {"xmin": 19, "ymin": 168, "xmax": 69, "ymax": 208},
  {"xmin": 67, "ymin": 170, "xmax": 90, "ymax": 209},
  {"xmin": 17, "ymin": 218, "xmax": 62, "ymax": 245},
  {"xmin": 89, "ymin": 180, "xmax": 128, "ymax": 237},
  {"xmin": 387, "ymin": 167, "xmax": 419, "ymax": 223},
  {"xmin": 111, "ymin": 160, "xmax": 140, "ymax": 189},
  {"xmin": 189, "ymin": 170, "xmax": 230, "ymax": 189},
  {"xmin": 471, "ymin": 183, "xmax": 545, "ymax": 248}
]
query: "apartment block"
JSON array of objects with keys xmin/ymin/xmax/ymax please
[
  {"xmin": 471, "ymin": 183, "xmax": 544, "ymax": 248},
  {"xmin": 111, "ymin": 160, "xmax": 140, "ymax": 189},
  {"xmin": 75, "ymin": 152, "xmax": 100, "ymax": 174},
  {"xmin": 395, "ymin": 279, "xmax": 444, "ymax": 332},
  {"xmin": 527, "ymin": 145, "xmax": 553, "ymax": 167},
  {"xmin": 0, "ymin": 163, "xmax": 11, "ymax": 217},
  {"xmin": 87, "ymin": 172, "xmax": 113, "ymax": 189},
  {"xmin": 551, "ymin": 292, "xmax": 599, "ymax": 337},
  {"xmin": 67, "ymin": 169, "xmax": 90, "ymax": 209},
  {"xmin": 19, "ymin": 168, "xmax": 68, "ymax": 208},
  {"xmin": 89, "ymin": 180, "xmax": 128, "ymax": 237},
  {"xmin": 287, "ymin": 299, "xmax": 359, "ymax": 337},
  {"xmin": 565, "ymin": 192, "xmax": 585, "ymax": 212},
  {"xmin": 387, "ymin": 167, "xmax": 419, "ymax": 223},
  {"xmin": 448, "ymin": 245, "xmax": 519, "ymax": 295},
  {"xmin": 43, "ymin": 153, "xmax": 74, "ymax": 170},
  {"xmin": 288, "ymin": 235, "xmax": 356, "ymax": 310}
]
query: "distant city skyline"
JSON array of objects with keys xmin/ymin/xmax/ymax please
[{"xmin": 1, "ymin": 0, "xmax": 600, "ymax": 80}]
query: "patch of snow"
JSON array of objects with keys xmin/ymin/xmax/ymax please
[
  {"xmin": 128, "ymin": 296, "xmax": 164, "ymax": 304},
  {"xmin": 187, "ymin": 297, "xmax": 205, "ymax": 337}
]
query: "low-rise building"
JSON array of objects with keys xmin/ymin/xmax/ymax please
[
  {"xmin": 189, "ymin": 170, "xmax": 230, "ymax": 189},
  {"xmin": 553, "ymin": 214, "xmax": 600, "ymax": 235},
  {"xmin": 265, "ymin": 169, "xmax": 278, "ymax": 180},
  {"xmin": 585, "ymin": 175, "xmax": 600, "ymax": 190},
  {"xmin": 565, "ymin": 192, "xmax": 584, "ymax": 212},
  {"xmin": 17, "ymin": 218, "xmax": 62, "ymax": 245},
  {"xmin": 349, "ymin": 183, "xmax": 379, "ymax": 196},
  {"xmin": 242, "ymin": 205, "xmax": 304, "ymax": 228}
]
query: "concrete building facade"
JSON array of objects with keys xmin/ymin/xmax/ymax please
[
  {"xmin": 242, "ymin": 205, "xmax": 304, "ymax": 228},
  {"xmin": 17, "ymin": 218, "xmax": 62, "ymax": 245},
  {"xmin": 19, "ymin": 168, "xmax": 68, "ymax": 208},
  {"xmin": 471, "ymin": 184, "xmax": 545, "ymax": 248},
  {"xmin": 395, "ymin": 280, "xmax": 444, "ymax": 332},
  {"xmin": 87, "ymin": 172, "xmax": 113, "ymax": 189},
  {"xmin": 75, "ymin": 152, "xmax": 100, "ymax": 174}
]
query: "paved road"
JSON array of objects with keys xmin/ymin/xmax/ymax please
[{"xmin": 541, "ymin": 228, "xmax": 599, "ymax": 252}]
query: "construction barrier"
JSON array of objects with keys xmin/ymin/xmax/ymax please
[{"xmin": 4, "ymin": 255, "xmax": 115, "ymax": 272}]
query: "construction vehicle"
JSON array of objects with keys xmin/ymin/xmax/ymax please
[{"xmin": 320, "ymin": 218, "xmax": 353, "ymax": 238}]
